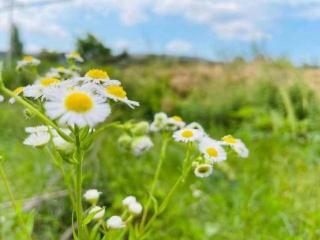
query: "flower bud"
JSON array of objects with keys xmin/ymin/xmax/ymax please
[{"xmin": 131, "ymin": 121, "xmax": 149, "ymax": 136}]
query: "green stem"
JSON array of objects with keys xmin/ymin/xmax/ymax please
[
  {"xmin": 0, "ymin": 163, "xmax": 33, "ymax": 240},
  {"xmin": 0, "ymin": 86, "xmax": 72, "ymax": 143},
  {"xmin": 74, "ymin": 127, "xmax": 85, "ymax": 239},
  {"xmin": 139, "ymin": 146, "xmax": 192, "ymax": 236},
  {"xmin": 140, "ymin": 136, "xmax": 169, "ymax": 230}
]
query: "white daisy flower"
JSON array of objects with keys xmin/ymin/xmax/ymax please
[
  {"xmin": 186, "ymin": 122, "xmax": 206, "ymax": 136},
  {"xmin": 89, "ymin": 206, "xmax": 105, "ymax": 220},
  {"xmin": 66, "ymin": 51, "xmax": 83, "ymax": 62},
  {"xmin": 194, "ymin": 164, "xmax": 213, "ymax": 178},
  {"xmin": 24, "ymin": 77, "xmax": 61, "ymax": 99},
  {"xmin": 9, "ymin": 87, "xmax": 24, "ymax": 104},
  {"xmin": 23, "ymin": 131, "xmax": 50, "ymax": 147},
  {"xmin": 100, "ymin": 84, "xmax": 139, "ymax": 109},
  {"xmin": 199, "ymin": 137, "xmax": 227, "ymax": 163},
  {"xmin": 49, "ymin": 67, "xmax": 78, "ymax": 79},
  {"xmin": 16, "ymin": 56, "xmax": 40, "ymax": 70},
  {"xmin": 83, "ymin": 189, "xmax": 102, "ymax": 204},
  {"xmin": 128, "ymin": 201, "xmax": 143, "ymax": 215},
  {"xmin": 106, "ymin": 216, "xmax": 125, "ymax": 229},
  {"xmin": 221, "ymin": 135, "xmax": 249, "ymax": 158},
  {"xmin": 44, "ymin": 85, "xmax": 111, "ymax": 127},
  {"xmin": 166, "ymin": 115, "xmax": 186, "ymax": 130},
  {"xmin": 150, "ymin": 112, "xmax": 168, "ymax": 132},
  {"xmin": 25, "ymin": 125, "xmax": 49, "ymax": 134},
  {"xmin": 173, "ymin": 128, "xmax": 202, "ymax": 143},
  {"xmin": 131, "ymin": 136, "xmax": 153, "ymax": 156},
  {"xmin": 84, "ymin": 69, "xmax": 110, "ymax": 82},
  {"xmin": 122, "ymin": 196, "xmax": 137, "ymax": 207}
]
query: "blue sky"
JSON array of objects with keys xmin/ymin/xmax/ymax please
[{"xmin": 1, "ymin": 0, "xmax": 320, "ymax": 65}]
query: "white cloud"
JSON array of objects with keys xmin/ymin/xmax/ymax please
[{"xmin": 165, "ymin": 40, "xmax": 192, "ymax": 55}]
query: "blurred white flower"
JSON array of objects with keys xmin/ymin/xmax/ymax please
[
  {"xmin": 0, "ymin": 95, "xmax": 4, "ymax": 102},
  {"xmin": 83, "ymin": 189, "xmax": 102, "ymax": 204},
  {"xmin": 199, "ymin": 137, "xmax": 227, "ymax": 163},
  {"xmin": 150, "ymin": 112, "xmax": 168, "ymax": 132},
  {"xmin": 23, "ymin": 131, "xmax": 50, "ymax": 147},
  {"xmin": 128, "ymin": 201, "xmax": 143, "ymax": 215},
  {"xmin": 89, "ymin": 206, "xmax": 105, "ymax": 220},
  {"xmin": 221, "ymin": 135, "xmax": 249, "ymax": 158},
  {"xmin": 166, "ymin": 115, "xmax": 186, "ymax": 130},
  {"xmin": 173, "ymin": 128, "xmax": 202, "ymax": 143},
  {"xmin": 66, "ymin": 51, "xmax": 84, "ymax": 63},
  {"xmin": 106, "ymin": 216, "xmax": 125, "ymax": 229},
  {"xmin": 131, "ymin": 136, "xmax": 153, "ymax": 156},
  {"xmin": 16, "ymin": 56, "xmax": 40, "ymax": 70},
  {"xmin": 122, "ymin": 195, "xmax": 137, "ymax": 207},
  {"xmin": 194, "ymin": 164, "xmax": 213, "ymax": 178}
]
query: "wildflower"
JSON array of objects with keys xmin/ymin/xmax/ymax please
[
  {"xmin": 118, "ymin": 134, "xmax": 133, "ymax": 150},
  {"xmin": 85, "ymin": 69, "xmax": 110, "ymax": 81},
  {"xmin": 89, "ymin": 206, "xmax": 105, "ymax": 220},
  {"xmin": 222, "ymin": 135, "xmax": 249, "ymax": 158},
  {"xmin": 150, "ymin": 112, "xmax": 168, "ymax": 132},
  {"xmin": 66, "ymin": 51, "xmax": 83, "ymax": 62},
  {"xmin": 9, "ymin": 87, "xmax": 24, "ymax": 104},
  {"xmin": 24, "ymin": 77, "xmax": 60, "ymax": 99},
  {"xmin": 0, "ymin": 95, "xmax": 4, "ymax": 102},
  {"xmin": 106, "ymin": 216, "xmax": 125, "ymax": 229},
  {"xmin": 44, "ymin": 85, "xmax": 111, "ymax": 127},
  {"xmin": 131, "ymin": 136, "xmax": 153, "ymax": 156},
  {"xmin": 122, "ymin": 196, "xmax": 137, "ymax": 207},
  {"xmin": 83, "ymin": 189, "xmax": 102, "ymax": 204},
  {"xmin": 16, "ymin": 55, "xmax": 40, "ymax": 70},
  {"xmin": 194, "ymin": 164, "xmax": 213, "ymax": 178},
  {"xmin": 49, "ymin": 67, "xmax": 78, "ymax": 79},
  {"xmin": 51, "ymin": 128, "xmax": 73, "ymax": 154},
  {"xmin": 173, "ymin": 128, "xmax": 202, "ymax": 143},
  {"xmin": 25, "ymin": 125, "xmax": 49, "ymax": 133},
  {"xmin": 199, "ymin": 137, "xmax": 226, "ymax": 163},
  {"xmin": 101, "ymin": 85, "xmax": 139, "ymax": 109},
  {"xmin": 128, "ymin": 201, "xmax": 143, "ymax": 215},
  {"xmin": 167, "ymin": 115, "xmax": 185, "ymax": 129},
  {"xmin": 23, "ymin": 131, "xmax": 50, "ymax": 147},
  {"xmin": 186, "ymin": 122, "xmax": 206, "ymax": 135}
]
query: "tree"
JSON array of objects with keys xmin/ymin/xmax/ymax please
[
  {"xmin": 76, "ymin": 34, "xmax": 112, "ymax": 64},
  {"xmin": 10, "ymin": 24, "xmax": 23, "ymax": 59}
]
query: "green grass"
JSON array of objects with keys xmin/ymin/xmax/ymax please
[{"xmin": 1, "ymin": 58, "xmax": 320, "ymax": 239}]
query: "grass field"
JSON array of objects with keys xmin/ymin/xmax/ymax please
[{"xmin": 0, "ymin": 57, "xmax": 320, "ymax": 239}]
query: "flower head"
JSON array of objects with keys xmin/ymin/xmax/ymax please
[
  {"xmin": 44, "ymin": 85, "xmax": 111, "ymax": 127},
  {"xmin": 85, "ymin": 69, "xmax": 109, "ymax": 81},
  {"xmin": 106, "ymin": 216, "xmax": 125, "ymax": 229},
  {"xmin": 101, "ymin": 85, "xmax": 139, "ymax": 109},
  {"xmin": 66, "ymin": 51, "xmax": 83, "ymax": 62},
  {"xmin": 150, "ymin": 112, "xmax": 168, "ymax": 132},
  {"xmin": 89, "ymin": 206, "xmax": 105, "ymax": 220},
  {"xmin": 222, "ymin": 135, "xmax": 249, "ymax": 158},
  {"xmin": 122, "ymin": 196, "xmax": 137, "ymax": 207},
  {"xmin": 167, "ymin": 115, "xmax": 186, "ymax": 130},
  {"xmin": 128, "ymin": 201, "xmax": 143, "ymax": 215},
  {"xmin": 84, "ymin": 189, "xmax": 102, "ymax": 204},
  {"xmin": 199, "ymin": 137, "xmax": 226, "ymax": 163},
  {"xmin": 16, "ymin": 56, "xmax": 40, "ymax": 70},
  {"xmin": 23, "ymin": 131, "xmax": 50, "ymax": 148},
  {"xmin": 173, "ymin": 128, "xmax": 202, "ymax": 143},
  {"xmin": 131, "ymin": 136, "xmax": 153, "ymax": 156},
  {"xmin": 194, "ymin": 164, "xmax": 213, "ymax": 178}
]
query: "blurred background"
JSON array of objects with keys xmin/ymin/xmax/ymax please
[{"xmin": 1, "ymin": 0, "xmax": 320, "ymax": 239}]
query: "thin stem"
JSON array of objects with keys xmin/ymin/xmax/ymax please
[
  {"xmin": 140, "ymin": 135, "xmax": 169, "ymax": 230},
  {"xmin": 0, "ymin": 163, "xmax": 33, "ymax": 240},
  {"xmin": 74, "ymin": 127, "xmax": 85, "ymax": 239},
  {"xmin": 139, "ymin": 145, "xmax": 193, "ymax": 236},
  {"xmin": 0, "ymin": 86, "xmax": 72, "ymax": 143}
]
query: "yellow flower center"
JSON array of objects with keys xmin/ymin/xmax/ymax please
[
  {"xmin": 181, "ymin": 130, "xmax": 194, "ymax": 138},
  {"xmin": 85, "ymin": 69, "xmax": 109, "ymax": 80},
  {"xmin": 171, "ymin": 116, "xmax": 183, "ymax": 122},
  {"xmin": 13, "ymin": 87, "xmax": 24, "ymax": 95},
  {"xmin": 206, "ymin": 147, "xmax": 218, "ymax": 157},
  {"xmin": 105, "ymin": 85, "xmax": 127, "ymax": 99},
  {"xmin": 64, "ymin": 92, "xmax": 93, "ymax": 113},
  {"xmin": 40, "ymin": 78, "xmax": 60, "ymax": 86},
  {"xmin": 70, "ymin": 51, "xmax": 80, "ymax": 57},
  {"xmin": 222, "ymin": 135, "xmax": 237, "ymax": 144},
  {"xmin": 23, "ymin": 56, "xmax": 34, "ymax": 62}
]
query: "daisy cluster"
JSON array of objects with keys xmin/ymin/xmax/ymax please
[
  {"xmin": 118, "ymin": 121, "xmax": 153, "ymax": 156},
  {"xmin": 150, "ymin": 112, "xmax": 249, "ymax": 178},
  {"xmin": 83, "ymin": 189, "xmax": 143, "ymax": 229},
  {"xmin": 12, "ymin": 54, "xmax": 139, "ymax": 129}
]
